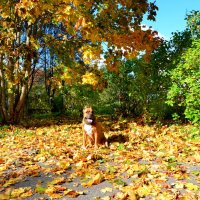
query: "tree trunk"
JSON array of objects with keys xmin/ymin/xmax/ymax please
[
  {"xmin": 0, "ymin": 21, "xmax": 33, "ymax": 124},
  {"xmin": 14, "ymin": 23, "xmax": 32, "ymax": 123},
  {"xmin": 0, "ymin": 55, "xmax": 8, "ymax": 123}
]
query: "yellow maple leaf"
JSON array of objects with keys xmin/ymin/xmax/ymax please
[
  {"xmin": 57, "ymin": 160, "xmax": 70, "ymax": 170},
  {"xmin": 137, "ymin": 184, "xmax": 152, "ymax": 197},
  {"xmin": 82, "ymin": 173, "xmax": 104, "ymax": 187},
  {"xmin": 30, "ymin": 36, "xmax": 40, "ymax": 50},
  {"xmin": 185, "ymin": 182, "xmax": 199, "ymax": 191},
  {"xmin": 114, "ymin": 192, "xmax": 129, "ymax": 200},
  {"xmin": 0, "ymin": 194, "xmax": 10, "ymax": 200},
  {"xmin": 193, "ymin": 152, "xmax": 200, "ymax": 162},
  {"xmin": 3, "ymin": 177, "xmax": 23, "ymax": 187},
  {"xmin": 0, "ymin": 165, "xmax": 7, "ymax": 172}
]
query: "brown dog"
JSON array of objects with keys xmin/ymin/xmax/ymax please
[{"xmin": 82, "ymin": 106, "xmax": 107, "ymax": 149}]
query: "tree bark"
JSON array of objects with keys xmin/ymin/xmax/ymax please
[
  {"xmin": 14, "ymin": 22, "xmax": 32, "ymax": 123},
  {"xmin": 0, "ymin": 55, "xmax": 8, "ymax": 123}
]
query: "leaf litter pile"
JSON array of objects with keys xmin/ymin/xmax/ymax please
[{"xmin": 0, "ymin": 118, "xmax": 200, "ymax": 199}]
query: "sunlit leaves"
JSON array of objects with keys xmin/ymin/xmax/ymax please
[
  {"xmin": 45, "ymin": 185, "xmax": 82, "ymax": 199},
  {"xmin": 0, "ymin": 187, "xmax": 33, "ymax": 199},
  {"xmin": 81, "ymin": 45, "xmax": 101, "ymax": 65},
  {"xmin": 82, "ymin": 173, "xmax": 104, "ymax": 187},
  {"xmin": 82, "ymin": 72, "xmax": 98, "ymax": 87},
  {"xmin": 15, "ymin": 0, "xmax": 53, "ymax": 23},
  {"xmin": 185, "ymin": 183, "xmax": 199, "ymax": 191},
  {"xmin": 0, "ymin": 0, "xmax": 161, "ymax": 124},
  {"xmin": 0, "ymin": 120, "xmax": 199, "ymax": 199},
  {"xmin": 167, "ymin": 39, "xmax": 200, "ymax": 122}
]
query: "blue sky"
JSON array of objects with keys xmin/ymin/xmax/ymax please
[{"xmin": 144, "ymin": 0, "xmax": 200, "ymax": 40}]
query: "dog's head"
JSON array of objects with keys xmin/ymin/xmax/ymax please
[{"xmin": 83, "ymin": 106, "xmax": 95, "ymax": 125}]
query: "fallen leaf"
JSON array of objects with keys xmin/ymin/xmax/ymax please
[
  {"xmin": 185, "ymin": 182, "xmax": 199, "ymax": 191},
  {"xmin": 3, "ymin": 177, "xmax": 24, "ymax": 187},
  {"xmin": 48, "ymin": 177, "xmax": 65, "ymax": 185},
  {"xmin": 174, "ymin": 182, "xmax": 184, "ymax": 189},
  {"xmin": 0, "ymin": 194, "xmax": 10, "ymax": 200},
  {"xmin": 35, "ymin": 185, "xmax": 46, "ymax": 194},
  {"xmin": 10, "ymin": 187, "xmax": 33, "ymax": 198},
  {"xmin": 101, "ymin": 187, "xmax": 113, "ymax": 193},
  {"xmin": 114, "ymin": 192, "xmax": 128, "ymax": 200},
  {"xmin": 82, "ymin": 173, "xmax": 104, "ymax": 187},
  {"xmin": 0, "ymin": 165, "xmax": 7, "ymax": 172},
  {"xmin": 64, "ymin": 189, "xmax": 83, "ymax": 198},
  {"xmin": 137, "ymin": 184, "xmax": 152, "ymax": 197}
]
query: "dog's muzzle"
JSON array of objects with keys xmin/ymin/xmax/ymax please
[
  {"xmin": 84, "ymin": 112, "xmax": 95, "ymax": 124},
  {"xmin": 85, "ymin": 117, "xmax": 93, "ymax": 124}
]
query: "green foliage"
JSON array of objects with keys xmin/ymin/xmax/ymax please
[
  {"xmin": 172, "ymin": 113, "xmax": 181, "ymax": 123},
  {"xmin": 99, "ymin": 61, "xmax": 144, "ymax": 117},
  {"xmin": 28, "ymin": 85, "xmax": 52, "ymax": 114},
  {"xmin": 24, "ymin": 11, "xmax": 199, "ymax": 124},
  {"xmin": 99, "ymin": 31, "xmax": 193, "ymax": 121},
  {"xmin": 63, "ymin": 85, "xmax": 100, "ymax": 118},
  {"xmin": 51, "ymin": 94, "xmax": 64, "ymax": 113},
  {"xmin": 186, "ymin": 10, "xmax": 200, "ymax": 38},
  {"xmin": 167, "ymin": 39, "xmax": 200, "ymax": 122},
  {"xmin": 0, "ymin": 7, "xmax": 196, "ymax": 124}
]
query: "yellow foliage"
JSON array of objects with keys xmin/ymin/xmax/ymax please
[
  {"xmin": 136, "ymin": 184, "xmax": 153, "ymax": 197},
  {"xmin": 1, "ymin": 121, "xmax": 200, "ymax": 199},
  {"xmin": 10, "ymin": 187, "xmax": 33, "ymax": 198},
  {"xmin": 63, "ymin": 5, "xmax": 72, "ymax": 15},
  {"xmin": 82, "ymin": 72, "xmax": 98, "ymax": 87},
  {"xmin": 185, "ymin": 182, "xmax": 199, "ymax": 191},
  {"xmin": 0, "ymin": 0, "xmax": 161, "ymax": 86},
  {"xmin": 81, "ymin": 45, "xmax": 101, "ymax": 65},
  {"xmin": 30, "ymin": 36, "xmax": 40, "ymax": 50}
]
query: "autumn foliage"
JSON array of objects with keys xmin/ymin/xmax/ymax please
[
  {"xmin": 0, "ymin": 0, "xmax": 161, "ymax": 123},
  {"xmin": 0, "ymin": 119, "xmax": 200, "ymax": 199},
  {"xmin": 0, "ymin": 2, "xmax": 200, "ymax": 199}
]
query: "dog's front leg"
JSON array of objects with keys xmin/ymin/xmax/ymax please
[{"xmin": 94, "ymin": 128, "xmax": 98, "ymax": 149}]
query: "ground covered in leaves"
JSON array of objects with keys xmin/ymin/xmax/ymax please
[{"xmin": 0, "ymin": 117, "xmax": 200, "ymax": 199}]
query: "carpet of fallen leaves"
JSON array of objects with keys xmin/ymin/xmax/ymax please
[{"xmin": 0, "ymin": 117, "xmax": 200, "ymax": 200}]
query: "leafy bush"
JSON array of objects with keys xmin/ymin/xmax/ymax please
[{"xmin": 167, "ymin": 39, "xmax": 200, "ymax": 123}]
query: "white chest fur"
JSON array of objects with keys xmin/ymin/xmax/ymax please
[{"xmin": 84, "ymin": 124, "xmax": 93, "ymax": 137}]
